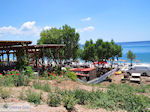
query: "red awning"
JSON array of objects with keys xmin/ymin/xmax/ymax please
[
  {"xmin": 70, "ymin": 68, "xmax": 95, "ymax": 72},
  {"xmin": 93, "ymin": 61, "xmax": 107, "ymax": 64},
  {"xmin": 76, "ymin": 73, "xmax": 89, "ymax": 76}
]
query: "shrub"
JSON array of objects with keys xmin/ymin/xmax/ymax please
[
  {"xmin": 0, "ymin": 70, "xmax": 30, "ymax": 87},
  {"xmin": 44, "ymin": 85, "xmax": 150, "ymax": 112},
  {"xmin": 24, "ymin": 66, "xmax": 34, "ymax": 76},
  {"xmin": 107, "ymin": 84, "xmax": 150, "ymax": 111},
  {"xmin": 88, "ymin": 91, "xmax": 117, "ymax": 110},
  {"xmin": 0, "ymin": 88, "xmax": 11, "ymax": 99},
  {"xmin": 47, "ymin": 92, "xmax": 61, "ymax": 107},
  {"xmin": 64, "ymin": 71, "xmax": 77, "ymax": 81},
  {"xmin": 14, "ymin": 73, "xmax": 30, "ymax": 86},
  {"xmin": 122, "ymin": 94, "xmax": 150, "ymax": 112},
  {"xmin": 2, "ymin": 75, "xmax": 14, "ymax": 86},
  {"xmin": 26, "ymin": 89, "xmax": 41, "ymax": 104},
  {"xmin": 42, "ymin": 83, "xmax": 52, "ymax": 92},
  {"xmin": 74, "ymin": 89, "xmax": 89, "ymax": 105},
  {"xmin": 135, "ymin": 84, "xmax": 150, "ymax": 93},
  {"xmin": 53, "ymin": 66, "xmax": 61, "ymax": 75},
  {"xmin": 32, "ymin": 81, "xmax": 51, "ymax": 92},
  {"xmin": 62, "ymin": 92, "xmax": 78, "ymax": 110},
  {"xmin": 40, "ymin": 70, "xmax": 49, "ymax": 77},
  {"xmin": 32, "ymin": 81, "xmax": 42, "ymax": 89}
]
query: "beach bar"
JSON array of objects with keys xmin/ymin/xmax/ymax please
[
  {"xmin": 0, "ymin": 40, "xmax": 65, "ymax": 71},
  {"xmin": 70, "ymin": 68, "xmax": 97, "ymax": 81}
]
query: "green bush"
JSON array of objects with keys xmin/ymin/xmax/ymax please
[
  {"xmin": 42, "ymin": 83, "xmax": 51, "ymax": 92},
  {"xmin": 43, "ymin": 85, "xmax": 150, "ymax": 111},
  {"xmin": 64, "ymin": 71, "xmax": 77, "ymax": 81},
  {"xmin": 47, "ymin": 92, "xmax": 61, "ymax": 107},
  {"xmin": 107, "ymin": 84, "xmax": 150, "ymax": 111},
  {"xmin": 14, "ymin": 74, "xmax": 30, "ymax": 86},
  {"xmin": 32, "ymin": 81, "xmax": 42, "ymax": 89},
  {"xmin": 0, "ymin": 88, "xmax": 11, "ymax": 99},
  {"xmin": 41, "ymin": 71, "xmax": 49, "ymax": 77},
  {"xmin": 135, "ymin": 85, "xmax": 150, "ymax": 93},
  {"xmin": 0, "ymin": 70, "xmax": 30, "ymax": 87},
  {"xmin": 1, "ymin": 75, "xmax": 14, "ymax": 86},
  {"xmin": 26, "ymin": 89, "xmax": 41, "ymax": 104},
  {"xmin": 74, "ymin": 89, "xmax": 89, "ymax": 105},
  {"xmin": 90, "ymin": 90, "xmax": 118, "ymax": 110},
  {"xmin": 32, "ymin": 81, "xmax": 51, "ymax": 92},
  {"xmin": 122, "ymin": 94, "xmax": 150, "ymax": 112},
  {"xmin": 24, "ymin": 66, "xmax": 34, "ymax": 76},
  {"xmin": 62, "ymin": 93, "xmax": 78, "ymax": 111}
]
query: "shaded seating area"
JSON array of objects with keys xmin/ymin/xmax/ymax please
[{"xmin": 0, "ymin": 40, "xmax": 65, "ymax": 72}]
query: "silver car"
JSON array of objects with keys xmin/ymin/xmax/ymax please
[{"xmin": 126, "ymin": 65, "xmax": 150, "ymax": 76}]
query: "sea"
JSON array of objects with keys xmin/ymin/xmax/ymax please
[
  {"xmin": 3, "ymin": 41, "xmax": 150, "ymax": 64},
  {"xmin": 117, "ymin": 41, "xmax": 150, "ymax": 64}
]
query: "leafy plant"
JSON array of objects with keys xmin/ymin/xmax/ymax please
[
  {"xmin": 26, "ymin": 89, "xmax": 41, "ymax": 104},
  {"xmin": 14, "ymin": 73, "xmax": 30, "ymax": 86},
  {"xmin": 62, "ymin": 93, "xmax": 78, "ymax": 111},
  {"xmin": 32, "ymin": 81, "xmax": 51, "ymax": 92},
  {"xmin": 127, "ymin": 50, "xmax": 136, "ymax": 66},
  {"xmin": 2, "ymin": 75, "xmax": 14, "ymax": 86},
  {"xmin": 64, "ymin": 71, "xmax": 77, "ymax": 81},
  {"xmin": 74, "ymin": 89, "xmax": 89, "ymax": 105},
  {"xmin": 47, "ymin": 92, "xmax": 61, "ymax": 107},
  {"xmin": 24, "ymin": 66, "xmax": 34, "ymax": 76}
]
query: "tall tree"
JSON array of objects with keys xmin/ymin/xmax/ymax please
[
  {"xmin": 81, "ymin": 39, "xmax": 123, "ymax": 65},
  {"xmin": 38, "ymin": 28, "xmax": 62, "ymax": 44},
  {"xmin": 37, "ymin": 28, "xmax": 63, "ymax": 65},
  {"xmin": 81, "ymin": 40, "xmax": 97, "ymax": 62},
  {"xmin": 61, "ymin": 25, "xmax": 80, "ymax": 60},
  {"xmin": 127, "ymin": 50, "xmax": 136, "ymax": 66},
  {"xmin": 37, "ymin": 25, "xmax": 80, "ymax": 62}
]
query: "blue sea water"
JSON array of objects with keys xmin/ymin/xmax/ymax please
[
  {"xmin": 117, "ymin": 41, "xmax": 150, "ymax": 63},
  {"xmin": 3, "ymin": 41, "xmax": 150, "ymax": 64}
]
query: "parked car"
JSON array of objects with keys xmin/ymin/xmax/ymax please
[
  {"xmin": 126, "ymin": 64, "xmax": 150, "ymax": 76},
  {"xmin": 130, "ymin": 73, "xmax": 141, "ymax": 84}
]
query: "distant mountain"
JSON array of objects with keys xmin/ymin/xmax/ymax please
[
  {"xmin": 79, "ymin": 40, "xmax": 150, "ymax": 48},
  {"xmin": 117, "ymin": 40, "xmax": 150, "ymax": 44}
]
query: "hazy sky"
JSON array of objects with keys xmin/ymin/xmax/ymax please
[{"xmin": 0, "ymin": 0, "xmax": 150, "ymax": 44}]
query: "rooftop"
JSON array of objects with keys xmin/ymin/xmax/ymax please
[
  {"xmin": 0, "ymin": 40, "xmax": 32, "ymax": 46},
  {"xmin": 70, "ymin": 68, "xmax": 95, "ymax": 72}
]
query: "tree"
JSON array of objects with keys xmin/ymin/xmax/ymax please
[
  {"xmin": 81, "ymin": 39, "xmax": 123, "ymax": 66},
  {"xmin": 127, "ymin": 50, "xmax": 136, "ymax": 66},
  {"xmin": 61, "ymin": 25, "xmax": 80, "ymax": 60},
  {"xmin": 37, "ymin": 28, "xmax": 62, "ymax": 44},
  {"xmin": 37, "ymin": 25, "xmax": 80, "ymax": 62},
  {"xmin": 37, "ymin": 28, "xmax": 63, "ymax": 65},
  {"xmin": 81, "ymin": 40, "xmax": 97, "ymax": 62}
]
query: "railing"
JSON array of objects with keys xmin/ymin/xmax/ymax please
[{"xmin": 87, "ymin": 68, "xmax": 117, "ymax": 84}]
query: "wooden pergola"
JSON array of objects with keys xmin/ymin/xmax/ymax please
[{"xmin": 0, "ymin": 41, "xmax": 65, "ymax": 70}]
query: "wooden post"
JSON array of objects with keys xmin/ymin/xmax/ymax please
[
  {"xmin": 6, "ymin": 50, "xmax": 10, "ymax": 66},
  {"xmin": 2, "ymin": 50, "xmax": 4, "ymax": 61},
  {"xmin": 13, "ymin": 51, "xmax": 15, "ymax": 61},
  {"xmin": 35, "ymin": 48, "xmax": 38, "ymax": 68}
]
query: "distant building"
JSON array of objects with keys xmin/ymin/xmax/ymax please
[{"xmin": 70, "ymin": 68, "xmax": 97, "ymax": 81}]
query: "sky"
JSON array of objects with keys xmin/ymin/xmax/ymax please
[{"xmin": 0, "ymin": 0, "xmax": 150, "ymax": 44}]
